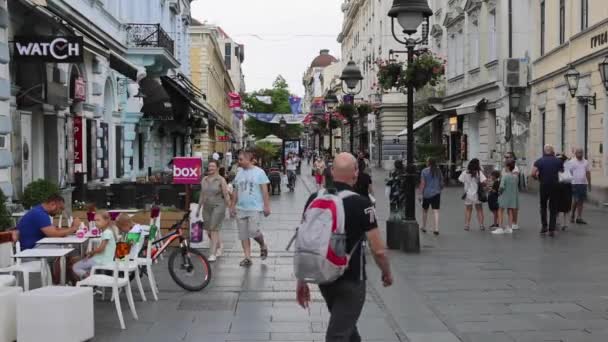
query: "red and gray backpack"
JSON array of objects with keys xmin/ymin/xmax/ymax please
[{"xmin": 287, "ymin": 189, "xmax": 360, "ymax": 284}]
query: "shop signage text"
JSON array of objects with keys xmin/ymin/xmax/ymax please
[
  {"xmin": 73, "ymin": 116, "xmax": 83, "ymax": 165},
  {"xmin": 591, "ymin": 31, "xmax": 608, "ymax": 49},
  {"xmin": 173, "ymin": 157, "xmax": 202, "ymax": 184},
  {"xmin": 14, "ymin": 36, "xmax": 84, "ymax": 62}
]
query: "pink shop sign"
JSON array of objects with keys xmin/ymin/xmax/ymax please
[{"xmin": 172, "ymin": 157, "xmax": 202, "ymax": 185}]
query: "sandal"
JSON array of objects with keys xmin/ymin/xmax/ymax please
[
  {"xmin": 480, "ymin": 225, "xmax": 486, "ymax": 231},
  {"xmin": 239, "ymin": 258, "xmax": 252, "ymax": 267},
  {"xmin": 420, "ymin": 227, "xmax": 427, "ymax": 233},
  {"xmin": 260, "ymin": 247, "xmax": 269, "ymax": 260},
  {"xmin": 464, "ymin": 226, "xmax": 470, "ymax": 231}
]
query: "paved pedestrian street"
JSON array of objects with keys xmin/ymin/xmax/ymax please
[{"xmin": 93, "ymin": 166, "xmax": 608, "ymax": 342}]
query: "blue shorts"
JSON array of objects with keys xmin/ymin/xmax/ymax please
[{"xmin": 572, "ymin": 184, "xmax": 588, "ymax": 201}]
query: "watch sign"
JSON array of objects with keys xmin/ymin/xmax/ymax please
[
  {"xmin": 173, "ymin": 157, "xmax": 203, "ymax": 184},
  {"xmin": 13, "ymin": 36, "xmax": 84, "ymax": 63}
]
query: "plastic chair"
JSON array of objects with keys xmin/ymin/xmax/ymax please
[
  {"xmin": 137, "ymin": 224, "xmax": 159, "ymax": 301},
  {"xmin": 76, "ymin": 256, "xmax": 138, "ymax": 330},
  {"xmin": 0, "ymin": 241, "xmax": 50, "ymax": 291},
  {"xmin": 91, "ymin": 233, "xmax": 147, "ymax": 302}
]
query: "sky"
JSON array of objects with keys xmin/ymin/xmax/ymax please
[{"xmin": 191, "ymin": 0, "xmax": 343, "ymax": 97}]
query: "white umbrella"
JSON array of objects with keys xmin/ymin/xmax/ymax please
[{"xmin": 258, "ymin": 134, "xmax": 283, "ymax": 145}]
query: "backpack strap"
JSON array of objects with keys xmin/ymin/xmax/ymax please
[{"xmin": 337, "ymin": 190, "xmax": 357, "ymax": 199}]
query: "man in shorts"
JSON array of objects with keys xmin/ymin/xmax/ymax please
[
  {"xmin": 565, "ymin": 147, "xmax": 591, "ymax": 224},
  {"xmin": 230, "ymin": 150, "xmax": 271, "ymax": 267}
]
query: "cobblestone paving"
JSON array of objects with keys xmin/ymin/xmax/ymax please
[{"xmin": 92, "ymin": 165, "xmax": 608, "ymax": 342}]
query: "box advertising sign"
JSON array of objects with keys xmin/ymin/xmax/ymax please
[{"xmin": 172, "ymin": 157, "xmax": 202, "ymax": 184}]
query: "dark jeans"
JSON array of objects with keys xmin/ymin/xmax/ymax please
[
  {"xmin": 319, "ymin": 280, "xmax": 366, "ymax": 342},
  {"xmin": 540, "ymin": 184, "xmax": 559, "ymax": 231}
]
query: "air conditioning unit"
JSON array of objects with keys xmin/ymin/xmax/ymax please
[{"xmin": 504, "ymin": 58, "xmax": 528, "ymax": 88}]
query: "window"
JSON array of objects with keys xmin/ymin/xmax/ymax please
[
  {"xmin": 469, "ymin": 19, "xmax": 480, "ymax": 69},
  {"xmin": 488, "ymin": 10, "xmax": 497, "ymax": 62},
  {"xmin": 456, "ymin": 31, "xmax": 464, "ymax": 75},
  {"xmin": 581, "ymin": 0, "xmax": 589, "ymax": 30},
  {"xmin": 541, "ymin": 109, "xmax": 546, "ymax": 147},
  {"xmin": 559, "ymin": 104, "xmax": 566, "ymax": 152},
  {"xmin": 559, "ymin": 0, "xmax": 566, "ymax": 45},
  {"xmin": 0, "ymin": 135, "xmax": 7, "ymax": 149},
  {"xmin": 540, "ymin": 1, "xmax": 546, "ymax": 55},
  {"xmin": 138, "ymin": 133, "xmax": 144, "ymax": 170},
  {"xmin": 583, "ymin": 104, "xmax": 589, "ymax": 159},
  {"xmin": 448, "ymin": 34, "xmax": 456, "ymax": 78},
  {"xmin": 224, "ymin": 43, "xmax": 232, "ymax": 70}
]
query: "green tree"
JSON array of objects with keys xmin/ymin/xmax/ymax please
[
  {"xmin": 243, "ymin": 75, "xmax": 302, "ymax": 140},
  {"xmin": 0, "ymin": 188, "xmax": 12, "ymax": 231}
]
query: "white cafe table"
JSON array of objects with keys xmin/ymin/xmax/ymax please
[
  {"xmin": 36, "ymin": 237, "xmax": 89, "ymax": 258},
  {"xmin": 13, "ymin": 248, "xmax": 74, "ymax": 286}
]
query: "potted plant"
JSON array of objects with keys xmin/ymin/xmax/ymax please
[
  {"xmin": 22, "ymin": 179, "xmax": 60, "ymax": 209},
  {"xmin": 376, "ymin": 52, "xmax": 445, "ymax": 91}
]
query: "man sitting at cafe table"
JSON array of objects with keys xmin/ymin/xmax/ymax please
[{"xmin": 17, "ymin": 194, "xmax": 81, "ymax": 250}]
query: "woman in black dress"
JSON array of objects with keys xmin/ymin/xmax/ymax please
[{"xmin": 556, "ymin": 154, "xmax": 572, "ymax": 230}]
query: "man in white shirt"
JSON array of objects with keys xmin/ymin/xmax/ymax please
[{"xmin": 565, "ymin": 148, "xmax": 591, "ymax": 224}]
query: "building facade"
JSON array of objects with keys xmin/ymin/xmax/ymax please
[
  {"xmin": 189, "ymin": 22, "xmax": 236, "ymax": 159},
  {"xmin": 3, "ymin": 0, "xmax": 204, "ymax": 205},
  {"xmin": 429, "ymin": 0, "xmax": 534, "ymax": 177},
  {"xmin": 0, "ymin": 0, "xmax": 10, "ymax": 197},
  {"xmin": 337, "ymin": 0, "xmax": 430, "ymax": 168},
  {"xmin": 530, "ymin": 0, "xmax": 608, "ymax": 202}
]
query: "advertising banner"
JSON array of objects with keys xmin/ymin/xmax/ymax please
[
  {"xmin": 172, "ymin": 157, "xmax": 203, "ymax": 184},
  {"xmin": 73, "ymin": 116, "xmax": 83, "ymax": 166}
]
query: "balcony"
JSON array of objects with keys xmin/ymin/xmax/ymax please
[{"xmin": 125, "ymin": 23, "xmax": 179, "ymax": 73}]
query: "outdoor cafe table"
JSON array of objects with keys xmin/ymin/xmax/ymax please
[
  {"xmin": 36, "ymin": 237, "xmax": 89, "ymax": 258},
  {"xmin": 12, "ymin": 248, "xmax": 74, "ymax": 286}
]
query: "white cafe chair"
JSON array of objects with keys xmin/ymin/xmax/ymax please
[
  {"xmin": 77, "ymin": 257, "xmax": 138, "ymax": 330},
  {"xmin": 91, "ymin": 232, "xmax": 148, "ymax": 301},
  {"xmin": 0, "ymin": 241, "xmax": 51, "ymax": 291}
]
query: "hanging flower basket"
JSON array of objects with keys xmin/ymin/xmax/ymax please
[{"xmin": 376, "ymin": 52, "xmax": 445, "ymax": 91}]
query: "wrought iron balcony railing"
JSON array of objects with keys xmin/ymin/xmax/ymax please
[{"xmin": 125, "ymin": 23, "xmax": 174, "ymax": 56}]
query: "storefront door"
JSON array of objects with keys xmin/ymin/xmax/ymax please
[{"xmin": 20, "ymin": 112, "xmax": 33, "ymax": 192}]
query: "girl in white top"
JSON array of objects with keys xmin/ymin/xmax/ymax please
[{"xmin": 458, "ymin": 158, "xmax": 487, "ymax": 231}]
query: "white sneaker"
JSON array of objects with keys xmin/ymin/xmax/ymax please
[
  {"xmin": 511, "ymin": 224, "xmax": 519, "ymax": 231},
  {"xmin": 491, "ymin": 228, "xmax": 505, "ymax": 235},
  {"xmin": 216, "ymin": 246, "xmax": 223, "ymax": 257},
  {"xmin": 208, "ymin": 255, "xmax": 217, "ymax": 262},
  {"xmin": 504, "ymin": 228, "xmax": 513, "ymax": 234}
]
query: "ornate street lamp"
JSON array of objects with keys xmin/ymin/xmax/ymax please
[
  {"xmin": 340, "ymin": 60, "xmax": 363, "ymax": 153},
  {"xmin": 387, "ymin": 0, "xmax": 432, "ymax": 253},
  {"xmin": 279, "ymin": 116, "xmax": 287, "ymax": 130},
  {"xmin": 565, "ymin": 64, "xmax": 596, "ymax": 108},
  {"xmin": 340, "ymin": 60, "xmax": 363, "ymax": 94},
  {"xmin": 599, "ymin": 56, "xmax": 608, "ymax": 92},
  {"xmin": 324, "ymin": 90, "xmax": 339, "ymax": 156}
]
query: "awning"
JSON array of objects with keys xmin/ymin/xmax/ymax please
[
  {"xmin": 431, "ymin": 98, "xmax": 488, "ymax": 116},
  {"xmin": 109, "ymin": 52, "xmax": 146, "ymax": 82},
  {"xmin": 140, "ymin": 76, "xmax": 173, "ymax": 119},
  {"xmin": 397, "ymin": 113, "xmax": 441, "ymax": 137}
]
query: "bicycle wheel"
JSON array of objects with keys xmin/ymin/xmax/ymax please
[{"xmin": 168, "ymin": 247, "xmax": 212, "ymax": 291}]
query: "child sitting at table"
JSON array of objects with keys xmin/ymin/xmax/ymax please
[
  {"xmin": 72, "ymin": 211, "xmax": 117, "ymax": 279},
  {"xmin": 115, "ymin": 213, "xmax": 147, "ymax": 235}
]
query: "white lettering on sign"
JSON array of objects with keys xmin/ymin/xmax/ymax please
[
  {"xmin": 15, "ymin": 37, "xmax": 82, "ymax": 61},
  {"xmin": 173, "ymin": 166, "xmax": 199, "ymax": 178}
]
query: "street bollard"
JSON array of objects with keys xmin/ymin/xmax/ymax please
[
  {"xmin": 386, "ymin": 219, "xmax": 403, "ymax": 250},
  {"xmin": 400, "ymin": 220, "xmax": 421, "ymax": 253}
]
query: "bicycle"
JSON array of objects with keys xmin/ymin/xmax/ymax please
[{"xmin": 143, "ymin": 211, "xmax": 212, "ymax": 291}]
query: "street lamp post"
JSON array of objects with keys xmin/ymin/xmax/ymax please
[
  {"xmin": 340, "ymin": 60, "xmax": 364, "ymax": 154},
  {"xmin": 388, "ymin": 0, "xmax": 432, "ymax": 252},
  {"xmin": 324, "ymin": 90, "xmax": 339, "ymax": 157}
]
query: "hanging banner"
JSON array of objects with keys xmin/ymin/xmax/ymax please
[
  {"xmin": 73, "ymin": 116, "xmax": 83, "ymax": 165},
  {"xmin": 228, "ymin": 92, "xmax": 242, "ymax": 109},
  {"xmin": 74, "ymin": 77, "xmax": 86, "ymax": 102},
  {"xmin": 289, "ymin": 96, "xmax": 302, "ymax": 114},
  {"xmin": 247, "ymin": 113, "xmax": 308, "ymax": 125},
  {"xmin": 217, "ymin": 130, "xmax": 230, "ymax": 142},
  {"xmin": 232, "ymin": 108, "xmax": 245, "ymax": 121},
  {"xmin": 173, "ymin": 157, "xmax": 203, "ymax": 184},
  {"xmin": 255, "ymin": 96, "xmax": 273, "ymax": 104}
]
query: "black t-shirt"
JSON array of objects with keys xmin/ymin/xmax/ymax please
[
  {"xmin": 534, "ymin": 155, "xmax": 562, "ymax": 185},
  {"xmin": 354, "ymin": 173, "xmax": 372, "ymax": 198},
  {"xmin": 304, "ymin": 182, "xmax": 378, "ymax": 281}
]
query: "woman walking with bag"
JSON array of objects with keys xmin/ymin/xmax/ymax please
[
  {"xmin": 418, "ymin": 158, "xmax": 444, "ymax": 235},
  {"xmin": 556, "ymin": 154, "xmax": 573, "ymax": 230},
  {"xmin": 197, "ymin": 160, "xmax": 231, "ymax": 262},
  {"xmin": 458, "ymin": 158, "xmax": 487, "ymax": 231}
]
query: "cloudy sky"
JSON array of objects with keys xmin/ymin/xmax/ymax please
[{"xmin": 191, "ymin": 0, "xmax": 343, "ymax": 97}]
